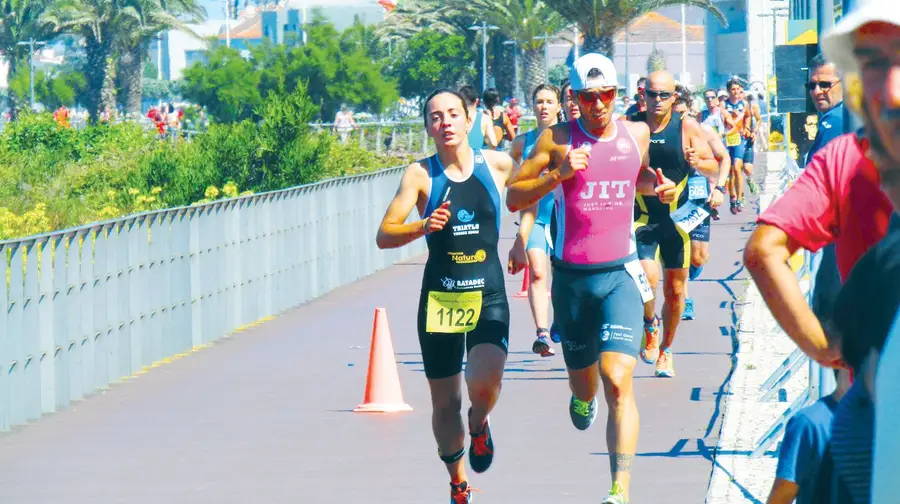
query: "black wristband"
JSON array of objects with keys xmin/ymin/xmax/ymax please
[{"xmin": 715, "ymin": 185, "xmax": 726, "ymax": 194}]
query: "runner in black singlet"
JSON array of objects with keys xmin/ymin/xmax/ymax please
[
  {"xmin": 634, "ymin": 71, "xmax": 720, "ymax": 378},
  {"xmin": 376, "ymin": 89, "xmax": 515, "ymax": 504}
]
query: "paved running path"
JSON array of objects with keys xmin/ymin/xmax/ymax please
[{"xmin": 0, "ymin": 194, "xmax": 756, "ymax": 503}]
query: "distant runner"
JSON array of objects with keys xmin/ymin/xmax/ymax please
[
  {"xmin": 376, "ymin": 89, "xmax": 515, "ymax": 504},
  {"xmin": 507, "ymin": 83, "xmax": 563, "ymax": 356},
  {"xmin": 723, "ymin": 79, "xmax": 748, "ymax": 214},
  {"xmin": 507, "ymin": 53, "xmax": 678, "ymax": 504}
]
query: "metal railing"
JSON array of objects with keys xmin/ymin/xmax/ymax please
[
  {"xmin": 0, "ymin": 165, "xmax": 430, "ymax": 432},
  {"xmin": 751, "ymin": 120, "xmax": 834, "ymax": 457}
]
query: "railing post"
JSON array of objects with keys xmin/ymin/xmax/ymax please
[
  {"xmin": 189, "ymin": 210, "xmax": 202, "ymax": 348},
  {"xmin": 38, "ymin": 238, "xmax": 56, "ymax": 414},
  {"xmin": 0, "ymin": 245, "xmax": 9, "ymax": 431}
]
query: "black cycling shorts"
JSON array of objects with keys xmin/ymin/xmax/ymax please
[
  {"xmin": 416, "ymin": 290, "xmax": 510, "ymax": 379},
  {"xmin": 634, "ymin": 220, "xmax": 691, "ymax": 269}
]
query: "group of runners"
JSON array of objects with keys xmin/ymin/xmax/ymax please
[{"xmin": 375, "ymin": 53, "xmax": 756, "ymax": 504}]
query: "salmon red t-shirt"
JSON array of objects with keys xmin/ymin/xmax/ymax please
[{"xmin": 757, "ymin": 133, "xmax": 892, "ymax": 280}]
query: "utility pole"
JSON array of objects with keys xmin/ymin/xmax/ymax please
[
  {"xmin": 503, "ymin": 40, "xmax": 521, "ymax": 102},
  {"xmin": 757, "ymin": 7, "xmax": 789, "ymax": 113},
  {"xmin": 16, "ymin": 39, "xmax": 46, "ymax": 111},
  {"xmin": 533, "ymin": 33, "xmax": 552, "ymax": 81},
  {"xmin": 224, "ymin": 0, "xmax": 231, "ymax": 47},
  {"xmin": 680, "ymin": 4, "xmax": 687, "ymax": 77},
  {"xmin": 470, "ymin": 21, "xmax": 497, "ymax": 93},
  {"xmin": 624, "ymin": 29, "xmax": 637, "ymax": 98},
  {"xmin": 573, "ymin": 25, "xmax": 579, "ymax": 60}
]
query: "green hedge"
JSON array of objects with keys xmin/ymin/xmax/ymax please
[{"xmin": 0, "ymin": 86, "xmax": 414, "ymax": 241}]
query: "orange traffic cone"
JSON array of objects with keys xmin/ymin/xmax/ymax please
[{"xmin": 354, "ymin": 308, "xmax": 413, "ymax": 413}]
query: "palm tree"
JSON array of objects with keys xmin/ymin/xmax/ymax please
[
  {"xmin": 441, "ymin": 0, "xmax": 568, "ymax": 107},
  {"xmin": 0, "ymin": 0, "xmax": 56, "ymax": 117},
  {"xmin": 646, "ymin": 42, "xmax": 666, "ymax": 73},
  {"xmin": 543, "ymin": 0, "xmax": 725, "ymax": 55},
  {"xmin": 44, "ymin": 0, "xmax": 135, "ymax": 122},
  {"xmin": 373, "ymin": 0, "xmax": 470, "ymax": 46},
  {"xmin": 116, "ymin": 0, "xmax": 205, "ymax": 117}
]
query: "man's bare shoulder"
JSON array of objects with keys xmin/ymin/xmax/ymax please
[{"xmin": 622, "ymin": 120, "xmax": 650, "ymax": 142}]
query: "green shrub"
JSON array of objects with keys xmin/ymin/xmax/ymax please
[{"xmin": 0, "ymin": 94, "xmax": 413, "ymax": 241}]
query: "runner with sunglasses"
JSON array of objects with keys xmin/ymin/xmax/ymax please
[
  {"xmin": 507, "ymin": 54, "xmax": 678, "ymax": 504},
  {"xmin": 634, "ymin": 70, "xmax": 719, "ymax": 377}
]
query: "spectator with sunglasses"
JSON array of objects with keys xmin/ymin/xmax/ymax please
[
  {"xmin": 744, "ymin": 47, "xmax": 892, "ymax": 372},
  {"xmin": 806, "ymin": 53, "xmax": 845, "ymax": 164}
]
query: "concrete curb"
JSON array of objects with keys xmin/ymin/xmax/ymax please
[{"xmin": 705, "ymin": 152, "xmax": 809, "ymax": 504}]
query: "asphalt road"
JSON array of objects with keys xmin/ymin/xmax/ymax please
[{"xmin": 0, "ymin": 188, "xmax": 758, "ymax": 504}]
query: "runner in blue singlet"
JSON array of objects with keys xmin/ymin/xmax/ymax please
[
  {"xmin": 376, "ymin": 89, "xmax": 516, "ymax": 504},
  {"xmin": 507, "ymin": 84, "xmax": 562, "ymax": 357}
]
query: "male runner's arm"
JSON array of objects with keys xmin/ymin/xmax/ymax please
[
  {"xmin": 700, "ymin": 124, "xmax": 730, "ymax": 208},
  {"xmin": 507, "ymin": 133, "xmax": 538, "ymax": 273},
  {"xmin": 375, "ymin": 163, "xmax": 451, "ymax": 249},
  {"xmin": 743, "ymin": 147, "xmax": 845, "ymax": 368},
  {"xmin": 506, "ymin": 127, "xmax": 568, "ymax": 212},
  {"xmin": 683, "ymin": 117, "xmax": 718, "ymax": 175}
]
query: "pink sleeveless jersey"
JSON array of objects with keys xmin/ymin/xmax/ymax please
[{"xmin": 552, "ymin": 119, "xmax": 643, "ymax": 268}]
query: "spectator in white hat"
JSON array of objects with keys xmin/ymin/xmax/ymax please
[{"xmin": 820, "ymin": 3, "xmax": 900, "ymax": 502}]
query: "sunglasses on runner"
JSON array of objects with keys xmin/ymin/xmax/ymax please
[
  {"xmin": 576, "ymin": 88, "xmax": 616, "ymax": 104},
  {"xmin": 644, "ymin": 89, "xmax": 674, "ymax": 100}
]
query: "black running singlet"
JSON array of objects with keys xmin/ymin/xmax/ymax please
[
  {"xmin": 640, "ymin": 113, "xmax": 690, "ymax": 216},
  {"xmin": 421, "ymin": 150, "xmax": 505, "ymax": 296}
]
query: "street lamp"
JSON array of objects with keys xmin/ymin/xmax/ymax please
[
  {"xmin": 533, "ymin": 33, "xmax": 552, "ymax": 81},
  {"xmin": 757, "ymin": 6, "xmax": 789, "ymax": 113},
  {"xmin": 502, "ymin": 40, "xmax": 521, "ymax": 102},
  {"xmin": 16, "ymin": 39, "xmax": 46, "ymax": 111},
  {"xmin": 623, "ymin": 29, "xmax": 638, "ymax": 97},
  {"xmin": 469, "ymin": 21, "xmax": 498, "ymax": 93}
]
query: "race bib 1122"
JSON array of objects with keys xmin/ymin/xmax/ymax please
[{"xmin": 425, "ymin": 291, "xmax": 483, "ymax": 334}]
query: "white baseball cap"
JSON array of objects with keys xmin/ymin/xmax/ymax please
[
  {"xmin": 821, "ymin": 0, "xmax": 900, "ymax": 74},
  {"xmin": 569, "ymin": 53, "xmax": 618, "ymax": 91}
]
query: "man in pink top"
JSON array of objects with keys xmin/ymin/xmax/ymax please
[
  {"xmin": 744, "ymin": 129, "xmax": 892, "ymax": 368},
  {"xmin": 507, "ymin": 53, "xmax": 677, "ymax": 504}
]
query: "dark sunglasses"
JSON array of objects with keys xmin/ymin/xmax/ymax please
[
  {"xmin": 704, "ymin": 95, "xmax": 717, "ymax": 101},
  {"xmin": 576, "ymin": 88, "xmax": 616, "ymax": 104},
  {"xmin": 644, "ymin": 89, "xmax": 674, "ymax": 100},
  {"xmin": 807, "ymin": 80, "xmax": 838, "ymax": 91}
]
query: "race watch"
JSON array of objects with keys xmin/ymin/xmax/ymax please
[{"xmin": 714, "ymin": 185, "xmax": 726, "ymax": 194}]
